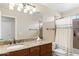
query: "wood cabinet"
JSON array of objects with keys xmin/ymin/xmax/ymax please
[
  {"xmin": 40, "ymin": 43, "xmax": 52, "ymax": 56},
  {"xmin": 7, "ymin": 48, "xmax": 29, "ymax": 56},
  {"xmin": 29, "ymin": 46, "xmax": 40, "ymax": 56},
  {"xmin": 0, "ymin": 43, "xmax": 52, "ymax": 56},
  {"xmin": 0, "ymin": 54, "xmax": 7, "ymax": 56}
]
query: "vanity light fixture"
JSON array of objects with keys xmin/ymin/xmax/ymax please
[
  {"xmin": 32, "ymin": 7, "xmax": 37, "ymax": 12},
  {"xmin": 29, "ymin": 10, "xmax": 33, "ymax": 14},
  {"xmin": 9, "ymin": 3, "xmax": 15, "ymax": 10},
  {"xmin": 17, "ymin": 3, "xmax": 23, "ymax": 12},
  {"xmin": 24, "ymin": 9, "xmax": 28, "ymax": 13},
  {"xmin": 9, "ymin": 3, "xmax": 38, "ymax": 14}
]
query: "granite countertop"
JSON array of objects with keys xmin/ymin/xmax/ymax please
[{"xmin": 0, "ymin": 39, "xmax": 52, "ymax": 54}]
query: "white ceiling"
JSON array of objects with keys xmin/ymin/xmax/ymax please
[
  {"xmin": 41, "ymin": 3, "xmax": 79, "ymax": 13},
  {"xmin": 0, "ymin": 3, "xmax": 79, "ymax": 13}
]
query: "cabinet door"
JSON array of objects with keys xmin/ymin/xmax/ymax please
[
  {"xmin": 29, "ymin": 46, "xmax": 40, "ymax": 56},
  {"xmin": 40, "ymin": 43, "xmax": 52, "ymax": 56},
  {"xmin": 8, "ymin": 49, "xmax": 29, "ymax": 56}
]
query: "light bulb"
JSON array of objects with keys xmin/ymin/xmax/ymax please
[
  {"xmin": 29, "ymin": 11, "xmax": 33, "ymax": 14},
  {"xmin": 26, "ymin": 5, "xmax": 31, "ymax": 10},
  {"xmin": 9, "ymin": 5, "xmax": 14, "ymax": 10},
  {"xmin": 17, "ymin": 3, "xmax": 23, "ymax": 12},
  {"xmin": 9, "ymin": 3, "xmax": 15, "ymax": 10},
  {"xmin": 17, "ymin": 7, "xmax": 21, "ymax": 12},
  {"xmin": 24, "ymin": 9, "xmax": 28, "ymax": 13},
  {"xmin": 32, "ymin": 7, "xmax": 37, "ymax": 12}
]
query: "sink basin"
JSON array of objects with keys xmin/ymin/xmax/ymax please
[{"xmin": 7, "ymin": 44, "xmax": 24, "ymax": 49}]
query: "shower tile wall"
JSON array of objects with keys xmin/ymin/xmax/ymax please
[{"xmin": 55, "ymin": 17, "xmax": 73, "ymax": 52}]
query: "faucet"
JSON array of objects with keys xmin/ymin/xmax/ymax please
[
  {"xmin": 10, "ymin": 38, "xmax": 16, "ymax": 45},
  {"xmin": 8, "ymin": 38, "xmax": 16, "ymax": 45},
  {"xmin": 12, "ymin": 38, "xmax": 16, "ymax": 44}
]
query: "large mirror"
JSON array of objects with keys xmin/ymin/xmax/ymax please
[
  {"xmin": 1, "ymin": 16, "xmax": 15, "ymax": 40},
  {"xmin": 0, "ymin": 3, "xmax": 55, "ymax": 45}
]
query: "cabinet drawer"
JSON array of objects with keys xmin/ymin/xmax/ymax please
[
  {"xmin": 0, "ymin": 54, "xmax": 7, "ymax": 56},
  {"xmin": 29, "ymin": 46, "xmax": 40, "ymax": 56},
  {"xmin": 8, "ymin": 49, "xmax": 29, "ymax": 56}
]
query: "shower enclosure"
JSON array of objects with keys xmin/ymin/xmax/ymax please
[{"xmin": 55, "ymin": 16, "xmax": 79, "ymax": 56}]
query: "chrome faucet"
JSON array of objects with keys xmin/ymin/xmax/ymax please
[
  {"xmin": 12, "ymin": 38, "xmax": 16, "ymax": 44},
  {"xmin": 9, "ymin": 38, "xmax": 16, "ymax": 45}
]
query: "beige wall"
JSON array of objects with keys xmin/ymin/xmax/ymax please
[{"xmin": 43, "ymin": 21, "xmax": 55, "ymax": 41}]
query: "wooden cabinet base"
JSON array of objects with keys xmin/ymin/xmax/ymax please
[
  {"xmin": 40, "ymin": 43, "xmax": 52, "ymax": 56},
  {"xmin": 0, "ymin": 43, "xmax": 52, "ymax": 56},
  {"xmin": 29, "ymin": 46, "xmax": 40, "ymax": 56},
  {"xmin": 7, "ymin": 49, "xmax": 29, "ymax": 56}
]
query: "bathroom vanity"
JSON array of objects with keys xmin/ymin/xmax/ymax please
[{"xmin": 0, "ymin": 40, "xmax": 52, "ymax": 56}]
